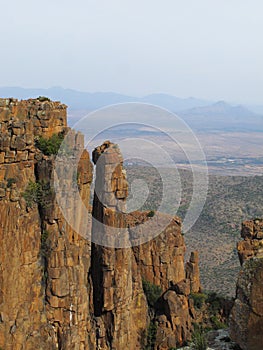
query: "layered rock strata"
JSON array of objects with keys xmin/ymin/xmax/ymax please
[
  {"xmin": 0, "ymin": 99, "xmax": 202, "ymax": 350},
  {"xmin": 91, "ymin": 141, "xmax": 148, "ymax": 349},
  {"xmin": 127, "ymin": 211, "xmax": 200, "ymax": 348},
  {"xmin": 0, "ymin": 98, "xmax": 94, "ymax": 349},
  {"xmin": 129, "ymin": 212, "xmax": 186, "ymax": 291},
  {"xmin": 230, "ymin": 219, "xmax": 263, "ymax": 350}
]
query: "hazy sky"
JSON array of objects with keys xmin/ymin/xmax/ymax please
[{"xmin": 1, "ymin": 0, "xmax": 263, "ymax": 103}]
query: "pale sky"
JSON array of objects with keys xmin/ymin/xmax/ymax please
[{"xmin": 1, "ymin": 0, "xmax": 263, "ymax": 104}]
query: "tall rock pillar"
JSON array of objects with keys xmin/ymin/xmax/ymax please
[{"xmin": 91, "ymin": 141, "xmax": 148, "ymax": 350}]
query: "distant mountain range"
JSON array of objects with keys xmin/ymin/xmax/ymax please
[
  {"xmin": 181, "ymin": 100, "xmax": 257, "ymax": 118},
  {"xmin": 178, "ymin": 100, "xmax": 263, "ymax": 132},
  {"xmin": 0, "ymin": 86, "xmax": 210, "ymax": 111},
  {"xmin": 1, "ymin": 86, "xmax": 262, "ymax": 132}
]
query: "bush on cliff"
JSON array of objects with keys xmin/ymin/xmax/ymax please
[
  {"xmin": 190, "ymin": 327, "xmax": 207, "ymax": 350},
  {"xmin": 23, "ymin": 180, "xmax": 52, "ymax": 208},
  {"xmin": 210, "ymin": 315, "xmax": 227, "ymax": 330},
  {"xmin": 37, "ymin": 96, "xmax": 51, "ymax": 102},
  {"xmin": 147, "ymin": 210, "xmax": 155, "ymax": 218},
  {"xmin": 144, "ymin": 321, "xmax": 157, "ymax": 350},
  {"xmin": 22, "ymin": 180, "xmax": 43, "ymax": 208},
  {"xmin": 190, "ymin": 292, "xmax": 207, "ymax": 309},
  {"xmin": 35, "ymin": 133, "xmax": 64, "ymax": 156},
  {"xmin": 142, "ymin": 279, "xmax": 162, "ymax": 308}
]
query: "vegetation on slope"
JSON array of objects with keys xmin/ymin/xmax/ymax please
[
  {"xmin": 126, "ymin": 166, "xmax": 263, "ymax": 296},
  {"xmin": 35, "ymin": 133, "xmax": 64, "ymax": 156}
]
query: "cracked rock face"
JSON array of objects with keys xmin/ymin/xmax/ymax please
[
  {"xmin": 237, "ymin": 219, "xmax": 263, "ymax": 265},
  {"xmin": 230, "ymin": 219, "xmax": 263, "ymax": 350},
  {"xmin": 91, "ymin": 141, "xmax": 148, "ymax": 350},
  {"xmin": 0, "ymin": 98, "xmax": 94, "ymax": 349},
  {"xmin": 0, "ymin": 102, "xmax": 202, "ymax": 350}
]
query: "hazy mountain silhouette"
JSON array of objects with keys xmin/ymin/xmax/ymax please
[
  {"xmin": 182, "ymin": 100, "xmax": 257, "ymax": 118},
  {"xmin": 180, "ymin": 101, "xmax": 263, "ymax": 132},
  {"xmin": 0, "ymin": 86, "xmax": 210, "ymax": 111},
  {"xmin": 1, "ymin": 87, "xmax": 262, "ymax": 132}
]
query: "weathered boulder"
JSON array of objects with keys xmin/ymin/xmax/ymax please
[{"xmin": 155, "ymin": 289, "xmax": 192, "ymax": 349}]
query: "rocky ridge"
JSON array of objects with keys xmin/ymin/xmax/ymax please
[{"xmin": 0, "ymin": 98, "xmax": 201, "ymax": 349}]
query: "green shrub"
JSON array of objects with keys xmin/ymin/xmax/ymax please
[
  {"xmin": 22, "ymin": 180, "xmax": 52, "ymax": 208},
  {"xmin": 142, "ymin": 279, "xmax": 162, "ymax": 307},
  {"xmin": 190, "ymin": 292, "xmax": 207, "ymax": 309},
  {"xmin": 37, "ymin": 96, "xmax": 51, "ymax": 102},
  {"xmin": 207, "ymin": 291, "xmax": 222, "ymax": 313},
  {"xmin": 144, "ymin": 321, "xmax": 157, "ymax": 350},
  {"xmin": 210, "ymin": 315, "xmax": 227, "ymax": 330},
  {"xmin": 191, "ymin": 329, "xmax": 207, "ymax": 350},
  {"xmin": 35, "ymin": 133, "xmax": 64, "ymax": 156},
  {"xmin": 147, "ymin": 210, "xmax": 155, "ymax": 218},
  {"xmin": 22, "ymin": 181, "xmax": 42, "ymax": 208}
]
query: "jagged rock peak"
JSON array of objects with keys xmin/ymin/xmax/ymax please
[
  {"xmin": 92, "ymin": 140, "xmax": 128, "ymax": 211},
  {"xmin": 92, "ymin": 140, "xmax": 123, "ymax": 165}
]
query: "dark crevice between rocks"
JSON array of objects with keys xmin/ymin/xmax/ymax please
[
  {"xmin": 34, "ymin": 157, "xmax": 53, "ymax": 305},
  {"xmin": 91, "ymin": 243, "xmax": 104, "ymax": 317}
]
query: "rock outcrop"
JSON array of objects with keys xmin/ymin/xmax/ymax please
[
  {"xmin": 237, "ymin": 219, "xmax": 263, "ymax": 265},
  {"xmin": 0, "ymin": 99, "xmax": 202, "ymax": 350},
  {"xmin": 230, "ymin": 219, "xmax": 263, "ymax": 350},
  {"xmin": 0, "ymin": 98, "xmax": 95, "ymax": 350},
  {"xmin": 128, "ymin": 213, "xmax": 200, "ymax": 349},
  {"xmin": 185, "ymin": 251, "xmax": 201, "ymax": 294},
  {"xmin": 36, "ymin": 142, "xmax": 94, "ymax": 349},
  {"xmin": 129, "ymin": 212, "xmax": 186, "ymax": 291},
  {"xmin": 91, "ymin": 141, "xmax": 148, "ymax": 349},
  {"xmin": 154, "ymin": 286, "xmax": 194, "ymax": 349}
]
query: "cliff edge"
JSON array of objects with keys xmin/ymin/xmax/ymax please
[{"xmin": 0, "ymin": 98, "xmax": 201, "ymax": 350}]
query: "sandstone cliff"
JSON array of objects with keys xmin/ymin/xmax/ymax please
[
  {"xmin": 91, "ymin": 141, "xmax": 148, "ymax": 349},
  {"xmin": 0, "ymin": 98, "xmax": 201, "ymax": 350},
  {"xmin": 0, "ymin": 98, "xmax": 94, "ymax": 349},
  {"xmin": 230, "ymin": 219, "xmax": 263, "ymax": 350}
]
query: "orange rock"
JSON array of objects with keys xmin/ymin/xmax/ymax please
[
  {"xmin": 0, "ymin": 100, "xmax": 202, "ymax": 350},
  {"xmin": 230, "ymin": 219, "xmax": 263, "ymax": 350}
]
